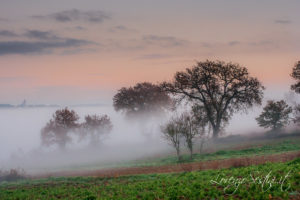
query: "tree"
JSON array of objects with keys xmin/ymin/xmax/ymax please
[
  {"xmin": 177, "ymin": 112, "xmax": 205, "ymax": 159},
  {"xmin": 162, "ymin": 60, "xmax": 264, "ymax": 138},
  {"xmin": 292, "ymin": 105, "xmax": 300, "ymax": 126},
  {"xmin": 41, "ymin": 107, "xmax": 79, "ymax": 149},
  {"xmin": 79, "ymin": 114, "xmax": 113, "ymax": 146},
  {"xmin": 161, "ymin": 117, "xmax": 182, "ymax": 161},
  {"xmin": 291, "ymin": 61, "xmax": 300, "ymax": 93},
  {"xmin": 191, "ymin": 104, "xmax": 210, "ymax": 154},
  {"xmin": 113, "ymin": 82, "xmax": 173, "ymax": 118},
  {"xmin": 256, "ymin": 100, "xmax": 292, "ymax": 132}
]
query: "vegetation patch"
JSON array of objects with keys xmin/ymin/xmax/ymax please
[{"xmin": 0, "ymin": 158, "xmax": 299, "ymax": 200}]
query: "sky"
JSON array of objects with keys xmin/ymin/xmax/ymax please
[{"xmin": 0, "ymin": 0, "xmax": 299, "ymax": 105}]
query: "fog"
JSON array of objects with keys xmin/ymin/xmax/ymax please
[{"xmin": 0, "ymin": 105, "xmax": 265, "ymax": 174}]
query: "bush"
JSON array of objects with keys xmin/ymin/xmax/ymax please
[{"xmin": 0, "ymin": 168, "xmax": 27, "ymax": 182}]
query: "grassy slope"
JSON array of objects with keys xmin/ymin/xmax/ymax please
[
  {"xmin": 39, "ymin": 134, "xmax": 300, "ymax": 172},
  {"xmin": 1, "ymin": 158, "xmax": 299, "ymax": 200},
  {"xmin": 107, "ymin": 139, "xmax": 300, "ymax": 168}
]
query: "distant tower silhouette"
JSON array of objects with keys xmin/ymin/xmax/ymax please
[{"xmin": 19, "ymin": 99, "xmax": 27, "ymax": 107}]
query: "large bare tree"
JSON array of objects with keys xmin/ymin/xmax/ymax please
[
  {"xmin": 113, "ymin": 82, "xmax": 173, "ymax": 118},
  {"xmin": 291, "ymin": 61, "xmax": 300, "ymax": 93},
  {"xmin": 162, "ymin": 60, "xmax": 264, "ymax": 138},
  {"xmin": 41, "ymin": 107, "xmax": 79, "ymax": 149}
]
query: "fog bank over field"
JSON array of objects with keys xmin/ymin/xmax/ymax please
[
  {"xmin": 0, "ymin": 104, "xmax": 274, "ymax": 173},
  {"xmin": 0, "ymin": 106, "xmax": 171, "ymax": 172}
]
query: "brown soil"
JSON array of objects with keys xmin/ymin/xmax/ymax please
[{"xmin": 33, "ymin": 151, "xmax": 300, "ymax": 179}]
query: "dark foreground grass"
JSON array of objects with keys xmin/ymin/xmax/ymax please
[{"xmin": 1, "ymin": 158, "xmax": 299, "ymax": 200}]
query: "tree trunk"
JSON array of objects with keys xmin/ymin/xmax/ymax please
[
  {"xmin": 212, "ymin": 126, "xmax": 220, "ymax": 138},
  {"xmin": 189, "ymin": 145, "xmax": 193, "ymax": 160},
  {"xmin": 176, "ymin": 147, "xmax": 181, "ymax": 162},
  {"xmin": 199, "ymin": 139, "xmax": 205, "ymax": 154}
]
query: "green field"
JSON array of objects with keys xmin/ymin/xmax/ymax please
[
  {"xmin": 1, "ymin": 136, "xmax": 300, "ymax": 199},
  {"xmin": 1, "ymin": 158, "xmax": 299, "ymax": 200},
  {"xmin": 125, "ymin": 139, "xmax": 300, "ymax": 167},
  {"xmin": 70, "ymin": 138, "xmax": 300, "ymax": 170}
]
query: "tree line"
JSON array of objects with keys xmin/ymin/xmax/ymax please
[
  {"xmin": 41, "ymin": 108, "xmax": 112, "ymax": 149},
  {"xmin": 40, "ymin": 60, "xmax": 300, "ymax": 160}
]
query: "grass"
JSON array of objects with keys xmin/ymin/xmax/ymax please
[
  {"xmin": 115, "ymin": 139, "xmax": 300, "ymax": 167},
  {"xmin": 55, "ymin": 138, "xmax": 300, "ymax": 172},
  {"xmin": 0, "ymin": 158, "xmax": 299, "ymax": 200},
  {"xmin": 33, "ymin": 135, "xmax": 300, "ymax": 173}
]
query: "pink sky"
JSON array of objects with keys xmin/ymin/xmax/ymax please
[{"xmin": 0, "ymin": 0, "xmax": 299, "ymax": 104}]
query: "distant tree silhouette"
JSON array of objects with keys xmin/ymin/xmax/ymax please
[
  {"xmin": 256, "ymin": 100, "xmax": 292, "ymax": 132},
  {"xmin": 41, "ymin": 107, "xmax": 79, "ymax": 149},
  {"xmin": 113, "ymin": 82, "xmax": 173, "ymax": 118},
  {"xmin": 291, "ymin": 61, "xmax": 300, "ymax": 93},
  {"xmin": 162, "ymin": 60, "xmax": 264, "ymax": 138},
  {"xmin": 79, "ymin": 114, "xmax": 113, "ymax": 146}
]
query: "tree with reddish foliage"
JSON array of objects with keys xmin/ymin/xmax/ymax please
[
  {"xmin": 113, "ymin": 82, "xmax": 173, "ymax": 118},
  {"xmin": 79, "ymin": 114, "xmax": 113, "ymax": 146},
  {"xmin": 41, "ymin": 107, "xmax": 79, "ymax": 149},
  {"xmin": 256, "ymin": 100, "xmax": 292, "ymax": 132},
  {"xmin": 291, "ymin": 61, "xmax": 300, "ymax": 93},
  {"xmin": 161, "ymin": 60, "xmax": 264, "ymax": 138}
]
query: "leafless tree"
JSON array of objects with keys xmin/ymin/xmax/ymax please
[
  {"xmin": 161, "ymin": 60, "xmax": 264, "ymax": 138},
  {"xmin": 177, "ymin": 112, "xmax": 202, "ymax": 160},
  {"xmin": 113, "ymin": 82, "xmax": 173, "ymax": 119},
  {"xmin": 191, "ymin": 104, "xmax": 210, "ymax": 154},
  {"xmin": 256, "ymin": 100, "xmax": 292, "ymax": 132},
  {"xmin": 41, "ymin": 107, "xmax": 79, "ymax": 149},
  {"xmin": 291, "ymin": 61, "xmax": 300, "ymax": 93},
  {"xmin": 161, "ymin": 117, "xmax": 182, "ymax": 161},
  {"xmin": 79, "ymin": 114, "xmax": 113, "ymax": 146}
]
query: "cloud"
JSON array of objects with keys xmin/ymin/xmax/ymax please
[
  {"xmin": 0, "ymin": 30, "xmax": 18, "ymax": 37},
  {"xmin": 248, "ymin": 40, "xmax": 274, "ymax": 46},
  {"xmin": 0, "ymin": 39, "xmax": 92, "ymax": 55},
  {"xmin": 0, "ymin": 28, "xmax": 97, "ymax": 55},
  {"xmin": 73, "ymin": 26, "xmax": 86, "ymax": 30},
  {"xmin": 137, "ymin": 54, "xmax": 171, "ymax": 60},
  {"xmin": 109, "ymin": 25, "xmax": 136, "ymax": 33},
  {"xmin": 25, "ymin": 30, "xmax": 59, "ymax": 40},
  {"xmin": 274, "ymin": 19, "xmax": 291, "ymax": 24},
  {"xmin": 142, "ymin": 35, "xmax": 188, "ymax": 47},
  {"xmin": 228, "ymin": 41, "xmax": 240, "ymax": 46},
  {"xmin": 32, "ymin": 9, "xmax": 110, "ymax": 23}
]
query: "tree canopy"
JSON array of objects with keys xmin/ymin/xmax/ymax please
[
  {"xmin": 291, "ymin": 61, "xmax": 300, "ymax": 93},
  {"xmin": 113, "ymin": 82, "xmax": 173, "ymax": 118},
  {"xmin": 161, "ymin": 60, "xmax": 264, "ymax": 138},
  {"xmin": 41, "ymin": 107, "xmax": 79, "ymax": 149},
  {"xmin": 80, "ymin": 114, "xmax": 113, "ymax": 146},
  {"xmin": 256, "ymin": 100, "xmax": 292, "ymax": 131}
]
